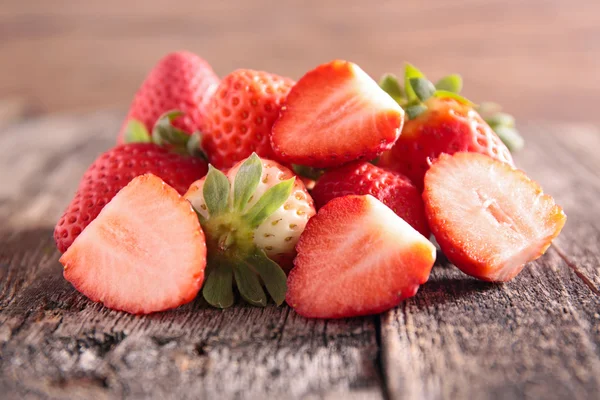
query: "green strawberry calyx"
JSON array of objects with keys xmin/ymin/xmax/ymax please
[
  {"xmin": 123, "ymin": 110, "xmax": 207, "ymax": 159},
  {"xmin": 195, "ymin": 153, "xmax": 293, "ymax": 309},
  {"xmin": 379, "ymin": 64, "xmax": 472, "ymax": 119},
  {"xmin": 379, "ymin": 64, "xmax": 524, "ymax": 152},
  {"xmin": 291, "ymin": 164, "xmax": 325, "ymax": 181}
]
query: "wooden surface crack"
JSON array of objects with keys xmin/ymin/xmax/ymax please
[
  {"xmin": 1, "ymin": 113, "xmax": 599, "ymax": 399},
  {"xmin": 275, "ymin": 306, "xmax": 291, "ymax": 350},
  {"xmin": 551, "ymin": 244, "xmax": 600, "ymax": 296},
  {"xmin": 374, "ymin": 315, "xmax": 391, "ymax": 400}
]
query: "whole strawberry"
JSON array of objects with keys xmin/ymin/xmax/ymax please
[
  {"xmin": 201, "ymin": 69, "xmax": 295, "ymax": 169},
  {"xmin": 185, "ymin": 153, "xmax": 316, "ymax": 308},
  {"xmin": 117, "ymin": 51, "xmax": 220, "ymax": 144},
  {"xmin": 311, "ymin": 162, "xmax": 429, "ymax": 237},
  {"xmin": 377, "ymin": 65, "xmax": 513, "ymax": 190},
  {"xmin": 55, "ymin": 113, "xmax": 208, "ymax": 253}
]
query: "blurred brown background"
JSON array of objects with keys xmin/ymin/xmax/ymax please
[{"xmin": 1, "ymin": 0, "xmax": 599, "ymax": 123}]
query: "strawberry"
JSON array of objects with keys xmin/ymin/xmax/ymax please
[
  {"xmin": 117, "ymin": 51, "xmax": 219, "ymax": 144},
  {"xmin": 423, "ymin": 152, "xmax": 566, "ymax": 282},
  {"xmin": 60, "ymin": 174, "xmax": 207, "ymax": 314},
  {"xmin": 54, "ymin": 112, "xmax": 208, "ymax": 253},
  {"xmin": 378, "ymin": 96, "xmax": 514, "ymax": 190},
  {"xmin": 271, "ymin": 60, "xmax": 404, "ymax": 168},
  {"xmin": 311, "ymin": 161, "xmax": 429, "ymax": 237},
  {"xmin": 286, "ymin": 195, "xmax": 436, "ymax": 319},
  {"xmin": 377, "ymin": 65, "xmax": 514, "ymax": 190},
  {"xmin": 201, "ymin": 69, "xmax": 295, "ymax": 169},
  {"xmin": 184, "ymin": 154, "xmax": 316, "ymax": 308}
]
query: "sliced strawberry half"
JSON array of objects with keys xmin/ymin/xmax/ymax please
[
  {"xmin": 423, "ymin": 152, "xmax": 566, "ymax": 282},
  {"xmin": 271, "ymin": 60, "xmax": 404, "ymax": 168},
  {"xmin": 60, "ymin": 174, "xmax": 207, "ymax": 314},
  {"xmin": 286, "ymin": 195, "xmax": 436, "ymax": 319}
]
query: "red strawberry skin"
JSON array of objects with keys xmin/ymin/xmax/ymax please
[
  {"xmin": 271, "ymin": 60, "xmax": 404, "ymax": 168},
  {"xmin": 287, "ymin": 195, "xmax": 436, "ymax": 319},
  {"xmin": 201, "ymin": 69, "xmax": 295, "ymax": 169},
  {"xmin": 311, "ymin": 162, "xmax": 430, "ymax": 237},
  {"xmin": 117, "ymin": 51, "xmax": 219, "ymax": 143},
  {"xmin": 61, "ymin": 174, "xmax": 206, "ymax": 314},
  {"xmin": 54, "ymin": 143, "xmax": 208, "ymax": 253},
  {"xmin": 379, "ymin": 96, "xmax": 513, "ymax": 190}
]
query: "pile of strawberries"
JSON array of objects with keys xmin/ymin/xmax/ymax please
[{"xmin": 54, "ymin": 51, "xmax": 566, "ymax": 318}]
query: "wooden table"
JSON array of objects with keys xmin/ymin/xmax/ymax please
[{"xmin": 0, "ymin": 110, "xmax": 599, "ymax": 399}]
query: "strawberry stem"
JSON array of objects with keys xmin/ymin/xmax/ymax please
[
  {"xmin": 123, "ymin": 110, "xmax": 209, "ymax": 159},
  {"xmin": 381, "ymin": 63, "xmax": 524, "ymax": 151},
  {"xmin": 292, "ymin": 164, "xmax": 325, "ymax": 181}
]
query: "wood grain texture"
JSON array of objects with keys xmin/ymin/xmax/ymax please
[
  {"xmin": 381, "ymin": 251, "xmax": 600, "ymax": 400},
  {"xmin": 0, "ymin": 97, "xmax": 35, "ymax": 128},
  {"xmin": 0, "ymin": 229, "xmax": 382, "ymax": 399},
  {"xmin": 380, "ymin": 123, "xmax": 600, "ymax": 400},
  {"xmin": 518, "ymin": 123, "xmax": 600, "ymax": 291},
  {"xmin": 0, "ymin": 110, "xmax": 599, "ymax": 399},
  {"xmin": 0, "ymin": 111, "xmax": 383, "ymax": 400},
  {"xmin": 1, "ymin": 0, "xmax": 600, "ymax": 123}
]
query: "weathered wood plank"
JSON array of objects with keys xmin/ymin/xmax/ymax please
[
  {"xmin": 518, "ymin": 122, "xmax": 600, "ymax": 291},
  {"xmin": 0, "ymin": 110, "xmax": 123, "ymax": 227},
  {"xmin": 515, "ymin": 124, "xmax": 600, "ymax": 359},
  {"xmin": 2, "ymin": 111, "xmax": 600, "ymax": 399},
  {"xmin": 382, "ymin": 252, "xmax": 600, "ymax": 400},
  {"xmin": 0, "ymin": 229, "xmax": 382, "ymax": 399},
  {"xmin": 0, "ymin": 97, "xmax": 35, "ymax": 129},
  {"xmin": 380, "ymin": 123, "xmax": 600, "ymax": 400},
  {"xmin": 0, "ymin": 111, "xmax": 383, "ymax": 399}
]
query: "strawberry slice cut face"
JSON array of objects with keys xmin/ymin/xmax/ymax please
[
  {"xmin": 286, "ymin": 195, "xmax": 436, "ymax": 319},
  {"xmin": 423, "ymin": 152, "xmax": 566, "ymax": 282},
  {"xmin": 271, "ymin": 60, "xmax": 404, "ymax": 168},
  {"xmin": 60, "ymin": 174, "xmax": 206, "ymax": 314}
]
